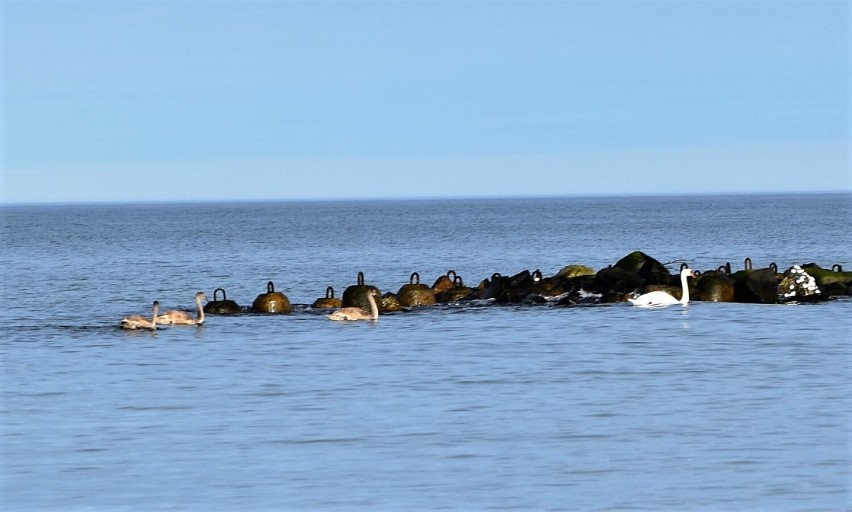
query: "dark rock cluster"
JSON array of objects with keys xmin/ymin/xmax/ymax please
[{"xmin": 204, "ymin": 251, "xmax": 852, "ymax": 315}]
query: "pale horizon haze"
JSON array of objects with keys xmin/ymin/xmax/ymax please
[{"xmin": 2, "ymin": 0, "xmax": 849, "ymax": 204}]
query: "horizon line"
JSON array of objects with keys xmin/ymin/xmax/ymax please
[{"xmin": 2, "ymin": 189, "xmax": 849, "ymax": 208}]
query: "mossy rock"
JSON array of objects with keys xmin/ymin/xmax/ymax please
[
  {"xmin": 311, "ymin": 287, "xmax": 342, "ymax": 309},
  {"xmin": 801, "ymin": 263, "xmax": 852, "ymax": 296},
  {"xmin": 252, "ymin": 281, "xmax": 292, "ymax": 314},
  {"xmin": 381, "ymin": 292, "xmax": 403, "ymax": 312},
  {"xmin": 556, "ymin": 265, "xmax": 595, "ymax": 279},
  {"xmin": 397, "ymin": 272, "xmax": 436, "ymax": 307}
]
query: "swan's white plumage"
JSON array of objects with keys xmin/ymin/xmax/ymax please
[
  {"xmin": 327, "ymin": 292, "xmax": 379, "ymax": 321},
  {"xmin": 629, "ymin": 268, "xmax": 695, "ymax": 307}
]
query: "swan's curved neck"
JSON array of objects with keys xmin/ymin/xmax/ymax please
[
  {"xmin": 151, "ymin": 303, "xmax": 159, "ymax": 330},
  {"xmin": 367, "ymin": 293, "xmax": 379, "ymax": 320},
  {"xmin": 196, "ymin": 295, "xmax": 205, "ymax": 323},
  {"xmin": 679, "ymin": 272, "xmax": 690, "ymax": 305}
]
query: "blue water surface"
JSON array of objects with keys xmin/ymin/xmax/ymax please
[{"xmin": 2, "ymin": 194, "xmax": 850, "ymax": 511}]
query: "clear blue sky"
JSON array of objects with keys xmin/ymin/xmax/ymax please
[{"xmin": 2, "ymin": 0, "xmax": 849, "ymax": 204}]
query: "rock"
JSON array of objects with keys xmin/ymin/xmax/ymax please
[
  {"xmin": 342, "ymin": 272, "xmax": 383, "ymax": 312},
  {"xmin": 801, "ymin": 263, "xmax": 852, "ymax": 297},
  {"xmin": 734, "ymin": 268, "xmax": 779, "ymax": 304},
  {"xmin": 556, "ymin": 264, "xmax": 596, "ymax": 279},
  {"xmin": 435, "ymin": 275, "xmax": 474, "ymax": 302},
  {"xmin": 204, "ymin": 287, "xmax": 242, "ymax": 314},
  {"xmin": 477, "ymin": 273, "xmax": 510, "ymax": 300},
  {"xmin": 496, "ymin": 270, "xmax": 535, "ymax": 303},
  {"xmin": 526, "ymin": 269, "xmax": 568, "ymax": 297},
  {"xmin": 397, "ymin": 272, "xmax": 436, "ymax": 308},
  {"xmin": 779, "ymin": 265, "xmax": 823, "ymax": 302},
  {"xmin": 381, "ymin": 292, "xmax": 403, "ymax": 312},
  {"xmin": 311, "ymin": 286, "xmax": 342, "ymax": 309},
  {"xmin": 251, "ymin": 281, "xmax": 292, "ymax": 313},
  {"xmin": 594, "ymin": 266, "xmax": 643, "ymax": 296},
  {"xmin": 614, "ymin": 251, "xmax": 672, "ymax": 285},
  {"xmin": 694, "ymin": 272, "xmax": 736, "ymax": 302},
  {"xmin": 431, "ymin": 271, "xmax": 458, "ymax": 295}
]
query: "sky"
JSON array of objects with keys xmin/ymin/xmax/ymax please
[{"xmin": 2, "ymin": 0, "xmax": 849, "ymax": 204}]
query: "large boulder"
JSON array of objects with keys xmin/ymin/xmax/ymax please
[
  {"xmin": 693, "ymin": 272, "xmax": 736, "ymax": 302},
  {"xmin": 311, "ymin": 286, "xmax": 342, "ymax": 309},
  {"xmin": 556, "ymin": 264, "xmax": 595, "ymax": 279},
  {"xmin": 779, "ymin": 265, "xmax": 824, "ymax": 302},
  {"xmin": 431, "ymin": 271, "xmax": 458, "ymax": 295},
  {"xmin": 733, "ymin": 268, "xmax": 779, "ymax": 304},
  {"xmin": 252, "ymin": 281, "xmax": 292, "ymax": 313},
  {"xmin": 435, "ymin": 275, "xmax": 475, "ymax": 302},
  {"xmin": 523, "ymin": 269, "xmax": 567, "ymax": 298},
  {"xmin": 801, "ymin": 263, "xmax": 852, "ymax": 297},
  {"xmin": 594, "ymin": 266, "xmax": 643, "ymax": 296},
  {"xmin": 397, "ymin": 272, "xmax": 436, "ymax": 308},
  {"xmin": 477, "ymin": 273, "xmax": 511, "ymax": 300},
  {"xmin": 381, "ymin": 292, "xmax": 403, "ymax": 312},
  {"xmin": 342, "ymin": 272, "xmax": 383, "ymax": 312},
  {"xmin": 204, "ymin": 287, "xmax": 242, "ymax": 314},
  {"xmin": 614, "ymin": 251, "xmax": 673, "ymax": 285}
]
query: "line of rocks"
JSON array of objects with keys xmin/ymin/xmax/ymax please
[{"xmin": 204, "ymin": 251, "xmax": 852, "ymax": 315}]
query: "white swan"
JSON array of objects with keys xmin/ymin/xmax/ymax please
[
  {"xmin": 120, "ymin": 301, "xmax": 160, "ymax": 330},
  {"xmin": 157, "ymin": 291, "xmax": 206, "ymax": 325},
  {"xmin": 629, "ymin": 268, "xmax": 695, "ymax": 307},
  {"xmin": 327, "ymin": 291, "xmax": 379, "ymax": 321}
]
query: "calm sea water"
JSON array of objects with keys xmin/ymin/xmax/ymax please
[{"xmin": 1, "ymin": 193, "xmax": 850, "ymax": 511}]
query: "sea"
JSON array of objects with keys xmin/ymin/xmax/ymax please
[{"xmin": 1, "ymin": 193, "xmax": 850, "ymax": 511}]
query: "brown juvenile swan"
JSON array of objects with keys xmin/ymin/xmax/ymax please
[
  {"xmin": 157, "ymin": 291, "xmax": 206, "ymax": 325},
  {"xmin": 327, "ymin": 290, "xmax": 379, "ymax": 321},
  {"xmin": 120, "ymin": 301, "xmax": 160, "ymax": 330}
]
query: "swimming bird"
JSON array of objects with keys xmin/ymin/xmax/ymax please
[
  {"xmin": 120, "ymin": 301, "xmax": 160, "ymax": 330},
  {"xmin": 157, "ymin": 291, "xmax": 207, "ymax": 325},
  {"xmin": 628, "ymin": 268, "xmax": 695, "ymax": 307},
  {"xmin": 327, "ymin": 290, "xmax": 379, "ymax": 321}
]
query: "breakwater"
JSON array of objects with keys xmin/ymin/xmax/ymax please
[{"xmin": 202, "ymin": 251, "xmax": 852, "ymax": 315}]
